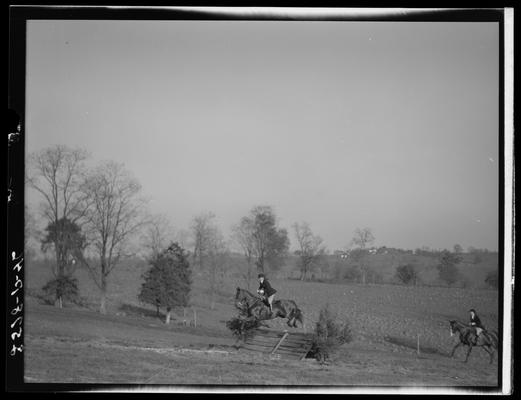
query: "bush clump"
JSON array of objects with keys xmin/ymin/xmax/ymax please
[
  {"xmin": 343, "ymin": 265, "xmax": 362, "ymax": 282},
  {"xmin": 226, "ymin": 317, "xmax": 262, "ymax": 342},
  {"xmin": 308, "ymin": 304, "xmax": 353, "ymax": 364},
  {"xmin": 41, "ymin": 275, "xmax": 79, "ymax": 307},
  {"xmin": 395, "ymin": 264, "xmax": 419, "ymax": 285}
]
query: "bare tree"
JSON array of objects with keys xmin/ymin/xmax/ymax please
[
  {"xmin": 174, "ymin": 228, "xmax": 191, "ymax": 251},
  {"xmin": 207, "ymin": 230, "xmax": 229, "ymax": 310},
  {"xmin": 141, "ymin": 214, "xmax": 176, "ymax": 259},
  {"xmin": 78, "ymin": 161, "xmax": 148, "ymax": 314},
  {"xmin": 190, "ymin": 212, "xmax": 216, "ymax": 272},
  {"xmin": 349, "ymin": 227, "xmax": 375, "ymax": 285},
  {"xmin": 351, "ymin": 227, "xmax": 375, "ymax": 250},
  {"xmin": 293, "ymin": 222, "xmax": 326, "ymax": 281},
  {"xmin": 24, "ymin": 205, "xmax": 41, "ymax": 260},
  {"xmin": 27, "ymin": 145, "xmax": 89, "ymax": 281},
  {"xmin": 190, "ymin": 212, "xmax": 229, "ymax": 309},
  {"xmin": 231, "ymin": 220, "xmax": 256, "ymax": 289},
  {"xmin": 237, "ymin": 205, "xmax": 289, "ymax": 275}
]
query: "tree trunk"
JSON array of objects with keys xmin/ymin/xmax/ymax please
[
  {"xmin": 57, "ymin": 296, "xmax": 63, "ymax": 309},
  {"xmin": 165, "ymin": 308, "xmax": 171, "ymax": 324},
  {"xmin": 300, "ymin": 269, "xmax": 306, "ymax": 281},
  {"xmin": 256, "ymin": 258, "xmax": 264, "ymax": 275},
  {"xmin": 210, "ymin": 265, "xmax": 216, "ymax": 310},
  {"xmin": 100, "ymin": 274, "xmax": 107, "ymax": 314},
  {"xmin": 100, "ymin": 293, "xmax": 107, "ymax": 314}
]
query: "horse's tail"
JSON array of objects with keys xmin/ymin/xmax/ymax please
[{"xmin": 489, "ymin": 330, "xmax": 499, "ymax": 349}]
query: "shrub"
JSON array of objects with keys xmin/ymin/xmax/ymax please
[
  {"xmin": 485, "ymin": 269, "xmax": 499, "ymax": 289},
  {"xmin": 41, "ymin": 275, "xmax": 79, "ymax": 307},
  {"xmin": 395, "ymin": 264, "xmax": 418, "ymax": 285},
  {"xmin": 437, "ymin": 264, "xmax": 460, "ymax": 286},
  {"xmin": 226, "ymin": 317, "xmax": 262, "ymax": 342},
  {"xmin": 343, "ymin": 265, "xmax": 362, "ymax": 282},
  {"xmin": 308, "ymin": 304, "xmax": 353, "ymax": 364}
]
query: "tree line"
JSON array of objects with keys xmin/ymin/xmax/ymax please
[
  {"xmin": 26, "ymin": 146, "xmax": 323, "ymax": 314},
  {"xmin": 26, "ymin": 145, "xmax": 498, "ymax": 316}
]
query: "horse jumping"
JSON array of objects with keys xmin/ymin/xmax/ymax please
[
  {"xmin": 235, "ymin": 287, "xmax": 303, "ymax": 328},
  {"xmin": 448, "ymin": 320, "xmax": 498, "ymax": 364}
]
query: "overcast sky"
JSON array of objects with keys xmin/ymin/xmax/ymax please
[{"xmin": 26, "ymin": 20, "xmax": 499, "ymax": 252}]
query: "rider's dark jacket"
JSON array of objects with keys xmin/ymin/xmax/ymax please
[
  {"xmin": 470, "ymin": 314, "xmax": 483, "ymax": 329},
  {"xmin": 258, "ymin": 279, "xmax": 277, "ymax": 297}
]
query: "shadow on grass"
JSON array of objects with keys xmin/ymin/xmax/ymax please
[{"xmin": 383, "ymin": 335, "xmax": 446, "ymax": 356}]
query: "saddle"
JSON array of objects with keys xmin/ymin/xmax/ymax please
[
  {"xmin": 471, "ymin": 326, "xmax": 493, "ymax": 344},
  {"xmin": 257, "ymin": 297, "xmax": 276, "ymax": 315}
]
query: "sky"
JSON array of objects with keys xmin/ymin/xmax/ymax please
[{"xmin": 25, "ymin": 20, "xmax": 499, "ymax": 252}]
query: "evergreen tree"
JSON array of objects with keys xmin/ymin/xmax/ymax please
[
  {"xmin": 139, "ymin": 242, "xmax": 192, "ymax": 324},
  {"xmin": 40, "ymin": 218, "xmax": 85, "ymax": 307},
  {"xmin": 42, "ymin": 275, "xmax": 79, "ymax": 308},
  {"xmin": 41, "ymin": 217, "xmax": 86, "ymax": 278}
]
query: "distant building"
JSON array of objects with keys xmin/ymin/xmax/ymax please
[{"xmin": 333, "ymin": 250, "xmax": 350, "ymax": 259}]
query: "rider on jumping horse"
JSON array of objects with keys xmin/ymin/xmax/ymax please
[{"xmin": 257, "ymin": 273, "xmax": 276, "ymax": 313}]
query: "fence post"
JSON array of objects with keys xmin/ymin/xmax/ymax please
[{"xmin": 193, "ymin": 307, "xmax": 197, "ymax": 328}]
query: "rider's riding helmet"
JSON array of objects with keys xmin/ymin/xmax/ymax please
[
  {"xmin": 258, "ymin": 273, "xmax": 265, "ymax": 278},
  {"xmin": 469, "ymin": 309, "xmax": 476, "ymax": 313}
]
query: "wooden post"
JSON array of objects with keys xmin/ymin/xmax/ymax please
[
  {"xmin": 193, "ymin": 307, "xmax": 197, "ymax": 328},
  {"xmin": 271, "ymin": 331, "xmax": 289, "ymax": 355},
  {"xmin": 183, "ymin": 308, "xmax": 187, "ymax": 326}
]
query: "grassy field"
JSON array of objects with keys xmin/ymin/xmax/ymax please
[{"xmin": 24, "ymin": 256, "xmax": 500, "ymax": 388}]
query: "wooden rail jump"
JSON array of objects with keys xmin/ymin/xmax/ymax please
[{"xmin": 240, "ymin": 328, "xmax": 314, "ymax": 361}]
